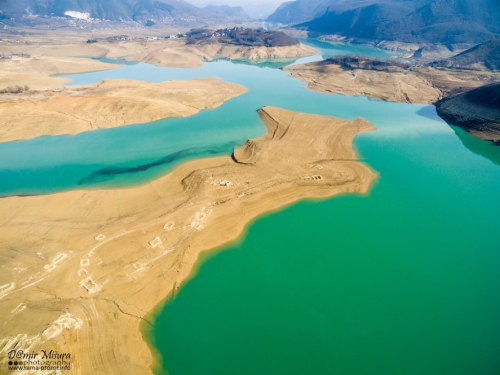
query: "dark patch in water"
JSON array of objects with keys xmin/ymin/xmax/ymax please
[
  {"xmin": 450, "ymin": 125, "xmax": 500, "ymax": 167},
  {"xmin": 416, "ymin": 105, "xmax": 444, "ymax": 122},
  {"xmin": 78, "ymin": 144, "xmax": 234, "ymax": 186},
  {"xmin": 0, "ymin": 194, "xmax": 37, "ymax": 199}
]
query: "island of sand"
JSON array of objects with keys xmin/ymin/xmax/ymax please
[
  {"xmin": 0, "ymin": 106, "xmax": 376, "ymax": 374},
  {"xmin": 0, "ymin": 78, "xmax": 246, "ymax": 143}
]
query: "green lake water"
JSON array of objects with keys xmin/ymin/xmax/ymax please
[{"xmin": 0, "ymin": 41, "xmax": 499, "ymax": 375}]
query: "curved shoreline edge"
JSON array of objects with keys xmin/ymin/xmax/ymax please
[
  {"xmin": 0, "ymin": 78, "xmax": 247, "ymax": 143},
  {"xmin": 0, "ymin": 106, "xmax": 377, "ymax": 374},
  {"xmin": 435, "ymin": 82, "xmax": 500, "ymax": 143}
]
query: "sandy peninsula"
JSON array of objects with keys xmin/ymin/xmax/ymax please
[
  {"xmin": 0, "ymin": 106, "xmax": 376, "ymax": 375},
  {"xmin": 0, "ymin": 78, "xmax": 246, "ymax": 143},
  {"xmin": 284, "ymin": 60, "xmax": 500, "ymax": 104}
]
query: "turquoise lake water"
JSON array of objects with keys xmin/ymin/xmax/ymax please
[
  {"xmin": 0, "ymin": 41, "xmax": 394, "ymax": 196},
  {"xmin": 1, "ymin": 41, "xmax": 499, "ymax": 375}
]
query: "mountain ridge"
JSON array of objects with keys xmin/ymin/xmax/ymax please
[
  {"xmin": 203, "ymin": 5, "xmax": 251, "ymax": 20},
  {"xmin": 0, "ymin": 0, "xmax": 250, "ymax": 22},
  {"xmin": 267, "ymin": 0, "xmax": 500, "ymax": 45}
]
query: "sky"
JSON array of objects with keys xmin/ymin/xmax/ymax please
[
  {"xmin": 186, "ymin": 0, "xmax": 285, "ymax": 19},
  {"xmin": 187, "ymin": 0, "xmax": 284, "ymax": 6}
]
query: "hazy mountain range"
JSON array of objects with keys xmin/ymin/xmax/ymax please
[
  {"xmin": 0, "ymin": 0, "xmax": 251, "ymax": 22},
  {"xmin": 2, "ymin": 0, "xmax": 500, "ymax": 45},
  {"xmin": 187, "ymin": 0, "xmax": 283, "ymax": 19},
  {"xmin": 268, "ymin": 0, "xmax": 500, "ymax": 44},
  {"xmin": 203, "ymin": 4, "xmax": 250, "ymax": 20}
]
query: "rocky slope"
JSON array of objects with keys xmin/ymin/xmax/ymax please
[
  {"xmin": 430, "ymin": 40, "xmax": 500, "ymax": 71},
  {"xmin": 435, "ymin": 82, "xmax": 500, "ymax": 142}
]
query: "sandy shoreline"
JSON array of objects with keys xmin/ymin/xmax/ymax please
[
  {"xmin": 0, "ymin": 39, "xmax": 318, "ymax": 68},
  {"xmin": 0, "ymin": 38, "xmax": 317, "ymax": 90},
  {"xmin": 0, "ymin": 34, "xmax": 316, "ymax": 144},
  {"xmin": 0, "ymin": 78, "xmax": 246, "ymax": 143},
  {"xmin": 0, "ymin": 106, "xmax": 376, "ymax": 374},
  {"xmin": 284, "ymin": 62, "xmax": 500, "ymax": 105}
]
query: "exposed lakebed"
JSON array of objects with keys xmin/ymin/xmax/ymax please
[{"xmin": 0, "ymin": 41, "xmax": 499, "ymax": 375}]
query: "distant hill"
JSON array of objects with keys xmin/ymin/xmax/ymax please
[
  {"xmin": 267, "ymin": 0, "xmax": 326, "ymax": 24},
  {"xmin": 130, "ymin": 0, "xmax": 212, "ymax": 21},
  {"xmin": 204, "ymin": 5, "xmax": 250, "ymax": 20},
  {"xmin": 0, "ymin": 0, "xmax": 247, "ymax": 22},
  {"xmin": 430, "ymin": 40, "xmax": 500, "ymax": 71},
  {"xmin": 186, "ymin": 27, "xmax": 299, "ymax": 47},
  {"xmin": 267, "ymin": 0, "xmax": 500, "ymax": 45},
  {"xmin": 435, "ymin": 82, "xmax": 500, "ymax": 142}
]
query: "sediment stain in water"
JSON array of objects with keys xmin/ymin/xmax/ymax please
[{"xmin": 78, "ymin": 144, "xmax": 233, "ymax": 185}]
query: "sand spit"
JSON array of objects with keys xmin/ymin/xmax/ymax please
[
  {"xmin": 0, "ymin": 78, "xmax": 246, "ymax": 143},
  {"xmin": 0, "ymin": 106, "xmax": 376, "ymax": 374},
  {"xmin": 284, "ymin": 62, "xmax": 500, "ymax": 104},
  {"xmin": 0, "ymin": 54, "xmax": 123, "ymax": 90}
]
